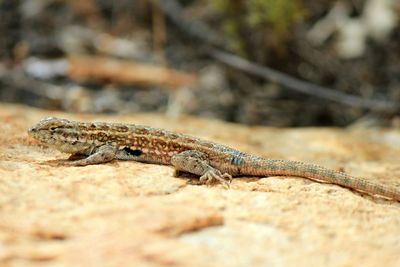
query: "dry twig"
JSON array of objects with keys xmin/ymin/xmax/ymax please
[{"xmin": 67, "ymin": 56, "xmax": 197, "ymax": 88}]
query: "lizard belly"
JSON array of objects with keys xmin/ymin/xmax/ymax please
[
  {"xmin": 210, "ymin": 162, "xmax": 241, "ymax": 176},
  {"xmin": 116, "ymin": 147, "xmax": 172, "ymax": 165}
]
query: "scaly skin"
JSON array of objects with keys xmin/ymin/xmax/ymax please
[{"xmin": 28, "ymin": 117, "xmax": 400, "ymax": 201}]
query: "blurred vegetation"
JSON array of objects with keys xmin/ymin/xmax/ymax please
[{"xmin": 210, "ymin": 0, "xmax": 304, "ymax": 57}]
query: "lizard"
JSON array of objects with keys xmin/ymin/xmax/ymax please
[{"xmin": 28, "ymin": 117, "xmax": 400, "ymax": 201}]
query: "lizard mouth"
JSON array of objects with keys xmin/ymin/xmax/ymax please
[
  {"xmin": 28, "ymin": 127, "xmax": 37, "ymax": 135},
  {"xmin": 27, "ymin": 127, "xmax": 38, "ymax": 138},
  {"xmin": 27, "ymin": 128, "xmax": 49, "ymax": 144}
]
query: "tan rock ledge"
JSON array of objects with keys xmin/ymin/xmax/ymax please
[{"xmin": 1, "ymin": 103, "xmax": 400, "ymax": 267}]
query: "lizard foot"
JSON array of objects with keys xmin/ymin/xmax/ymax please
[{"xmin": 199, "ymin": 170, "xmax": 232, "ymax": 188}]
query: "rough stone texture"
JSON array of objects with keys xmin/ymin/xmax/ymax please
[{"xmin": 1, "ymin": 103, "xmax": 400, "ymax": 267}]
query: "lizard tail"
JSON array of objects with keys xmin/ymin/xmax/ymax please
[{"xmin": 242, "ymin": 158, "xmax": 400, "ymax": 201}]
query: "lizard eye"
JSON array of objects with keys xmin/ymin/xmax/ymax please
[{"xmin": 50, "ymin": 127, "xmax": 57, "ymax": 131}]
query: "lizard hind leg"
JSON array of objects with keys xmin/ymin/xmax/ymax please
[{"xmin": 171, "ymin": 150, "xmax": 232, "ymax": 188}]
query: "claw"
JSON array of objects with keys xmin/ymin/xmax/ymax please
[{"xmin": 199, "ymin": 170, "xmax": 232, "ymax": 189}]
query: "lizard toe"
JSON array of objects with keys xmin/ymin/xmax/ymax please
[{"xmin": 199, "ymin": 170, "xmax": 231, "ymax": 188}]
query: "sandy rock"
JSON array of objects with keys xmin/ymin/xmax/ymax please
[{"xmin": 1, "ymin": 103, "xmax": 400, "ymax": 267}]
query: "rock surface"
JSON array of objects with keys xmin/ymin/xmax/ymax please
[{"xmin": 1, "ymin": 103, "xmax": 400, "ymax": 267}]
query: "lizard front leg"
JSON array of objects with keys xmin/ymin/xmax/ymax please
[
  {"xmin": 171, "ymin": 150, "xmax": 232, "ymax": 187},
  {"xmin": 66, "ymin": 144, "xmax": 117, "ymax": 166}
]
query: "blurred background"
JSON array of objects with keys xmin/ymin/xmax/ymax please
[{"xmin": 1, "ymin": 0, "xmax": 400, "ymax": 127}]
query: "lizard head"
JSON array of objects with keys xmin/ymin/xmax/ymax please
[
  {"xmin": 28, "ymin": 117, "xmax": 70, "ymax": 140},
  {"xmin": 28, "ymin": 117, "xmax": 87, "ymax": 153}
]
